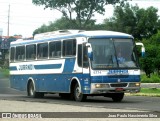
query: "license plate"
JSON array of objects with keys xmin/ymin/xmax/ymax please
[{"xmin": 115, "ymin": 88, "xmax": 124, "ymax": 91}]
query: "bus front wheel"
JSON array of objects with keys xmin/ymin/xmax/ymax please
[
  {"xmin": 111, "ymin": 93, "xmax": 124, "ymax": 102},
  {"xmin": 28, "ymin": 81, "xmax": 44, "ymax": 98},
  {"xmin": 74, "ymin": 83, "xmax": 86, "ymax": 102}
]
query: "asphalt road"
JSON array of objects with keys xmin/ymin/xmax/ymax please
[
  {"xmin": 0, "ymin": 77, "xmax": 160, "ymax": 113},
  {"xmin": 0, "ymin": 78, "xmax": 25, "ymax": 95}
]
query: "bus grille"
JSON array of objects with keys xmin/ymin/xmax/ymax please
[{"xmin": 110, "ymin": 83, "xmax": 127, "ymax": 87}]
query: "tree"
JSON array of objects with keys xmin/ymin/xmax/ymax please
[
  {"xmin": 33, "ymin": 17, "xmax": 77, "ymax": 35},
  {"xmin": 140, "ymin": 31, "xmax": 160, "ymax": 77},
  {"xmin": 33, "ymin": 17, "xmax": 106, "ymax": 35},
  {"xmin": 32, "ymin": 0, "xmax": 127, "ymax": 29},
  {"xmin": 104, "ymin": 3, "xmax": 160, "ymax": 40},
  {"xmin": 33, "ymin": 24, "xmax": 50, "ymax": 36}
]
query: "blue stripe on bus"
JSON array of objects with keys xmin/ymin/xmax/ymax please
[
  {"xmin": 34, "ymin": 64, "xmax": 62, "ymax": 69},
  {"xmin": 62, "ymin": 58, "xmax": 75, "ymax": 73},
  {"xmin": 91, "ymin": 75, "xmax": 140, "ymax": 83},
  {"xmin": 10, "ymin": 66, "xmax": 17, "ymax": 71}
]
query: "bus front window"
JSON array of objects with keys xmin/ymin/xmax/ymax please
[{"xmin": 88, "ymin": 38, "xmax": 139, "ymax": 69}]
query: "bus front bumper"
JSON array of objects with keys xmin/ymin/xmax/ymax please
[{"xmin": 90, "ymin": 83, "xmax": 141, "ymax": 94}]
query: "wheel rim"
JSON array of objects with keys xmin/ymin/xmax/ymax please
[
  {"xmin": 29, "ymin": 83, "xmax": 34, "ymax": 96},
  {"xmin": 75, "ymin": 86, "xmax": 81, "ymax": 99}
]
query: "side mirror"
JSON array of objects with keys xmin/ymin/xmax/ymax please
[
  {"xmin": 141, "ymin": 46, "xmax": 145, "ymax": 57},
  {"xmin": 86, "ymin": 43, "xmax": 93, "ymax": 61},
  {"xmin": 136, "ymin": 42, "xmax": 145, "ymax": 57}
]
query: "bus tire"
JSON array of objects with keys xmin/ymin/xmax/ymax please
[
  {"xmin": 28, "ymin": 81, "xmax": 44, "ymax": 98},
  {"xmin": 111, "ymin": 93, "xmax": 124, "ymax": 102},
  {"xmin": 74, "ymin": 83, "xmax": 86, "ymax": 102}
]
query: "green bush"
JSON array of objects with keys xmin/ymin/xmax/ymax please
[
  {"xmin": 0, "ymin": 69, "xmax": 9, "ymax": 78},
  {"xmin": 0, "ymin": 60, "xmax": 9, "ymax": 69},
  {"xmin": 141, "ymin": 74, "xmax": 160, "ymax": 83}
]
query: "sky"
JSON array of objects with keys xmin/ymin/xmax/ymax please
[{"xmin": 0, "ymin": 0, "xmax": 160, "ymax": 37}]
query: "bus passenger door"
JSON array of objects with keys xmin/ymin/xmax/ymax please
[
  {"xmin": 77, "ymin": 44, "xmax": 89, "ymax": 72},
  {"xmin": 77, "ymin": 43, "xmax": 90, "ymax": 94}
]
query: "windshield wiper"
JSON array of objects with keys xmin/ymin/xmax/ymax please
[{"xmin": 112, "ymin": 39, "xmax": 119, "ymax": 67}]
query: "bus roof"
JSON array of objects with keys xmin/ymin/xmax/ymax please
[
  {"xmin": 10, "ymin": 30, "xmax": 133, "ymax": 46},
  {"xmin": 79, "ymin": 30, "xmax": 133, "ymax": 38}
]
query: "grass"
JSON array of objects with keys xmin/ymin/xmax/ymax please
[
  {"xmin": 128, "ymin": 88, "xmax": 160, "ymax": 97},
  {"xmin": 141, "ymin": 88, "xmax": 160, "ymax": 94},
  {"xmin": 141, "ymin": 74, "xmax": 160, "ymax": 83}
]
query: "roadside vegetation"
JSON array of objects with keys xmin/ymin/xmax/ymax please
[
  {"xmin": 0, "ymin": 68, "xmax": 9, "ymax": 78},
  {"xmin": 0, "ymin": 59, "xmax": 9, "ymax": 78},
  {"xmin": 129, "ymin": 88, "xmax": 160, "ymax": 97},
  {"xmin": 141, "ymin": 88, "xmax": 160, "ymax": 94},
  {"xmin": 141, "ymin": 74, "xmax": 160, "ymax": 83}
]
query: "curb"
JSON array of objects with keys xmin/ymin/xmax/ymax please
[{"xmin": 141, "ymin": 83, "xmax": 160, "ymax": 88}]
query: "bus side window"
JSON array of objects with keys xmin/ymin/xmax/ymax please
[
  {"xmin": 49, "ymin": 41, "xmax": 61, "ymax": 58},
  {"xmin": 78, "ymin": 44, "xmax": 89, "ymax": 68},
  {"xmin": 78, "ymin": 45, "xmax": 82, "ymax": 67},
  {"xmin": 63, "ymin": 39, "xmax": 76, "ymax": 57},
  {"xmin": 26, "ymin": 44, "xmax": 36, "ymax": 60},
  {"xmin": 37, "ymin": 43, "xmax": 48, "ymax": 59},
  {"xmin": 52, "ymin": 51, "xmax": 56, "ymax": 57},
  {"xmin": 83, "ymin": 45, "xmax": 89, "ymax": 68},
  {"xmin": 49, "ymin": 42, "xmax": 55, "ymax": 58},
  {"xmin": 10, "ymin": 47, "xmax": 15, "ymax": 62},
  {"xmin": 57, "ymin": 51, "xmax": 61, "ymax": 57},
  {"xmin": 16, "ymin": 46, "xmax": 25, "ymax": 61}
]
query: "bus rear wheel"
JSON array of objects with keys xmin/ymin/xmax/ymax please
[
  {"xmin": 111, "ymin": 93, "xmax": 124, "ymax": 102},
  {"xmin": 74, "ymin": 83, "xmax": 86, "ymax": 102},
  {"xmin": 28, "ymin": 81, "xmax": 44, "ymax": 98}
]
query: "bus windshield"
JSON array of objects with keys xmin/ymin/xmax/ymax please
[{"xmin": 88, "ymin": 38, "xmax": 139, "ymax": 69}]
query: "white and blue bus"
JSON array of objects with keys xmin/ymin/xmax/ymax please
[{"xmin": 9, "ymin": 30, "xmax": 145, "ymax": 102}]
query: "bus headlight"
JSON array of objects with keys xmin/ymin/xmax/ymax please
[
  {"xmin": 135, "ymin": 83, "xmax": 140, "ymax": 87},
  {"xmin": 129, "ymin": 83, "xmax": 141, "ymax": 87},
  {"xmin": 95, "ymin": 84, "xmax": 101, "ymax": 88},
  {"xmin": 95, "ymin": 84, "xmax": 109, "ymax": 88}
]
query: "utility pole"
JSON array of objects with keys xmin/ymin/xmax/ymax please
[
  {"xmin": 7, "ymin": 4, "xmax": 10, "ymax": 37},
  {"xmin": 2, "ymin": 4, "xmax": 11, "ymax": 61}
]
